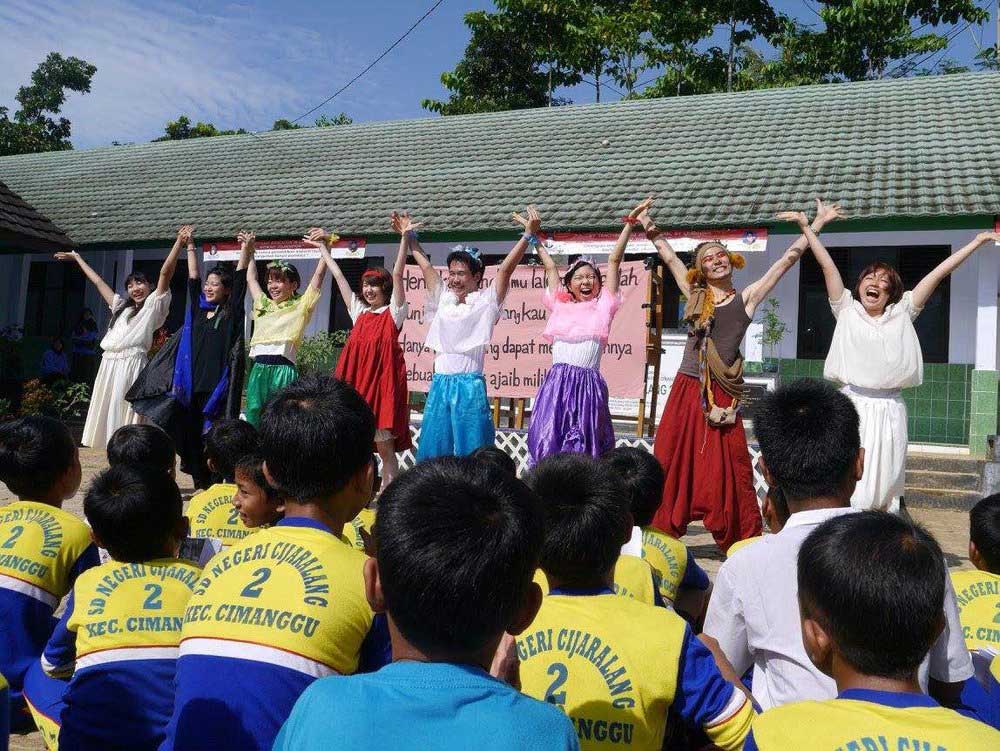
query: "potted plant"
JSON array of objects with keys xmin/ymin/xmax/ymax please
[{"xmin": 756, "ymin": 298, "xmax": 787, "ymax": 374}]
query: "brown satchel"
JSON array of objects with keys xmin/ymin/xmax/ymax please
[{"xmin": 701, "ymin": 336, "xmax": 747, "ymax": 428}]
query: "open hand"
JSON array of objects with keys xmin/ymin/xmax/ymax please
[
  {"xmin": 629, "ymin": 197, "xmax": 654, "ymax": 220},
  {"xmin": 303, "ymin": 227, "xmax": 329, "ymax": 249},
  {"xmin": 815, "ymin": 199, "xmax": 846, "ymax": 225},
  {"xmin": 512, "ymin": 205, "xmax": 542, "ymax": 235},
  {"xmin": 776, "ymin": 210, "xmax": 809, "ymax": 228},
  {"xmin": 54, "ymin": 251, "xmax": 81, "ymax": 262},
  {"xmin": 975, "ymin": 230, "xmax": 1000, "ymax": 245},
  {"xmin": 391, "ymin": 211, "xmax": 424, "ymax": 236}
]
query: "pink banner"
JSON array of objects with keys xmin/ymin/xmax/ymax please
[{"xmin": 400, "ymin": 261, "xmax": 649, "ymax": 399}]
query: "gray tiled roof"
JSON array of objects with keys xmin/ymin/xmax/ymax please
[
  {"xmin": 0, "ymin": 179, "xmax": 72, "ymax": 251},
  {"xmin": 0, "ymin": 72, "xmax": 998, "ymax": 247}
]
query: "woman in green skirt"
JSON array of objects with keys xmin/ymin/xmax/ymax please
[{"xmin": 243, "ymin": 231, "xmax": 331, "ymax": 425}]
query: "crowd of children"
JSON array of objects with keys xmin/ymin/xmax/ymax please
[{"xmin": 1, "ymin": 373, "xmax": 1000, "ymax": 750}]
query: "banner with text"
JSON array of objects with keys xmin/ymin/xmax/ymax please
[
  {"xmin": 401, "ymin": 261, "xmax": 649, "ymax": 399},
  {"xmin": 544, "ymin": 227, "xmax": 767, "ymax": 256},
  {"xmin": 204, "ymin": 237, "xmax": 366, "ymax": 261}
]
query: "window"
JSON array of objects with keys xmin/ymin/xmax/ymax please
[
  {"xmin": 797, "ymin": 246, "xmax": 950, "ymax": 362},
  {"xmin": 23, "ymin": 261, "xmax": 86, "ymax": 337}
]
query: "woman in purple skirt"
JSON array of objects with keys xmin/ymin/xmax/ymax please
[{"xmin": 527, "ymin": 199, "xmax": 650, "ymax": 464}]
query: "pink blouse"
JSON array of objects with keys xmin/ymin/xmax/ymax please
[{"xmin": 541, "ymin": 288, "xmax": 622, "ymax": 344}]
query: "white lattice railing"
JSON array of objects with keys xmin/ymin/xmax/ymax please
[{"xmin": 392, "ymin": 427, "xmax": 768, "ymax": 507}]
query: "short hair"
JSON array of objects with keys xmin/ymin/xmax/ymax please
[
  {"xmin": 259, "ymin": 375, "xmax": 375, "ymax": 501},
  {"xmin": 446, "ymin": 248, "xmax": 484, "ymax": 278},
  {"xmin": 798, "ymin": 511, "xmax": 945, "ymax": 679},
  {"xmin": 375, "ymin": 457, "xmax": 544, "ymax": 654},
  {"xmin": 205, "ymin": 419, "xmax": 258, "ymax": 482},
  {"xmin": 234, "ymin": 451, "xmax": 274, "ymax": 501},
  {"xmin": 470, "ymin": 445, "xmax": 517, "ymax": 478},
  {"xmin": 600, "ymin": 446, "xmax": 663, "ymax": 527},
  {"xmin": 526, "ymin": 454, "xmax": 628, "ymax": 586},
  {"xmin": 85, "ymin": 465, "xmax": 183, "ymax": 562},
  {"xmin": 361, "ymin": 267, "xmax": 393, "ymax": 300},
  {"xmin": 754, "ymin": 379, "xmax": 860, "ymax": 504},
  {"xmin": 970, "ymin": 493, "xmax": 1000, "ymax": 573},
  {"xmin": 107, "ymin": 424, "xmax": 175, "ymax": 475},
  {"xmin": 854, "ymin": 262, "xmax": 903, "ymax": 308},
  {"xmin": 266, "ymin": 263, "xmax": 301, "ymax": 288},
  {"xmin": 0, "ymin": 416, "xmax": 75, "ymax": 498}
]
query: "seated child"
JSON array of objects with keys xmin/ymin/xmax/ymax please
[
  {"xmin": 600, "ymin": 447, "xmax": 709, "ymax": 618},
  {"xmin": 951, "ymin": 493, "xmax": 1000, "ymax": 683},
  {"xmin": 470, "ymin": 445, "xmax": 518, "ymax": 478},
  {"xmin": 162, "ymin": 375, "xmax": 390, "ymax": 751},
  {"xmin": 746, "ymin": 511, "xmax": 1000, "ymax": 749},
  {"xmin": 187, "ymin": 419, "xmax": 259, "ymax": 549},
  {"xmin": 520, "ymin": 454, "xmax": 753, "ymax": 751},
  {"xmin": 231, "ymin": 451, "xmax": 283, "ymax": 529},
  {"xmin": 106, "ymin": 424, "xmax": 176, "ymax": 477},
  {"xmin": 275, "ymin": 456, "xmax": 578, "ymax": 750},
  {"xmin": 0, "ymin": 416, "xmax": 98, "ymax": 733},
  {"xmin": 41, "ymin": 465, "xmax": 198, "ymax": 751}
]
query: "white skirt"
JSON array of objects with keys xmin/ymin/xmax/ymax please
[
  {"xmin": 82, "ymin": 348, "xmax": 148, "ymax": 449},
  {"xmin": 843, "ymin": 385, "xmax": 907, "ymax": 513}
]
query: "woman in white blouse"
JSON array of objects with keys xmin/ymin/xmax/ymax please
[
  {"xmin": 787, "ymin": 204, "xmax": 999, "ymax": 511},
  {"xmin": 55, "ymin": 226, "xmax": 188, "ymax": 448}
]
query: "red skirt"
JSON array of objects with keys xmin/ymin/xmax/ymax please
[
  {"xmin": 652, "ymin": 373, "xmax": 761, "ymax": 553},
  {"xmin": 334, "ymin": 309, "xmax": 412, "ymax": 451}
]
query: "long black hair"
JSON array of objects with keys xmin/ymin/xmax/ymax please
[{"xmin": 108, "ymin": 271, "xmax": 152, "ymax": 330}]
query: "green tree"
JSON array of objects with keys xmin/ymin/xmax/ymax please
[
  {"xmin": 270, "ymin": 118, "xmax": 302, "ymax": 130},
  {"xmin": 313, "ymin": 113, "xmax": 353, "ymax": 126},
  {"xmin": 153, "ymin": 115, "xmax": 247, "ymax": 141},
  {"xmin": 0, "ymin": 53, "xmax": 97, "ymax": 156}
]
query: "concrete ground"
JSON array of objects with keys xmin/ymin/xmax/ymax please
[{"xmin": 1, "ymin": 448, "xmax": 978, "ymax": 749}]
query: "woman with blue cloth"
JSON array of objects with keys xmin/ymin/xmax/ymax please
[{"xmin": 409, "ymin": 206, "xmax": 541, "ymax": 460}]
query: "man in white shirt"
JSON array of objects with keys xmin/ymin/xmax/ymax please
[{"xmin": 702, "ymin": 379, "xmax": 974, "ymax": 712}]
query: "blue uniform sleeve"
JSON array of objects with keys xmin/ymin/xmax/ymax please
[
  {"xmin": 68, "ymin": 543, "xmax": 101, "ymax": 588},
  {"xmin": 744, "ymin": 729, "xmax": 760, "ymax": 751},
  {"xmin": 679, "ymin": 549, "xmax": 710, "ymax": 591},
  {"xmin": 41, "ymin": 591, "xmax": 77, "ymax": 677},
  {"xmin": 653, "ymin": 576, "xmax": 666, "ymax": 608},
  {"xmin": 357, "ymin": 613, "xmax": 391, "ymax": 673}
]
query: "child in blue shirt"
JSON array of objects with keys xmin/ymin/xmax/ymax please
[
  {"xmin": 41, "ymin": 465, "xmax": 197, "ymax": 751},
  {"xmin": 0, "ymin": 416, "xmax": 99, "ymax": 733},
  {"xmin": 275, "ymin": 456, "xmax": 579, "ymax": 750},
  {"xmin": 747, "ymin": 511, "xmax": 999, "ymax": 749}
]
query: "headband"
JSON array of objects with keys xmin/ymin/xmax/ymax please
[
  {"xmin": 450, "ymin": 244, "xmax": 482, "ymax": 261},
  {"xmin": 267, "ymin": 260, "xmax": 295, "ymax": 273}
]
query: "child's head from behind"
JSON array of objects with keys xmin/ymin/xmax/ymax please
[
  {"xmin": 205, "ymin": 419, "xmax": 259, "ymax": 483},
  {"xmin": 527, "ymin": 453, "xmax": 629, "ymax": 588},
  {"xmin": 798, "ymin": 511, "xmax": 945, "ymax": 682},
  {"xmin": 970, "ymin": 493, "xmax": 1000, "ymax": 574},
  {"xmin": 266, "ymin": 262, "xmax": 301, "ymax": 304},
  {"xmin": 600, "ymin": 446, "xmax": 663, "ymax": 527},
  {"xmin": 0, "ymin": 416, "xmax": 81, "ymax": 502},
  {"xmin": 259, "ymin": 375, "xmax": 375, "ymax": 514},
  {"xmin": 107, "ymin": 424, "xmax": 176, "ymax": 478},
  {"xmin": 470, "ymin": 445, "xmax": 517, "ymax": 479},
  {"xmin": 85, "ymin": 465, "xmax": 186, "ymax": 563},
  {"xmin": 372, "ymin": 457, "xmax": 544, "ymax": 659},
  {"xmin": 233, "ymin": 452, "xmax": 283, "ymax": 528},
  {"xmin": 755, "ymin": 379, "xmax": 862, "ymax": 508}
]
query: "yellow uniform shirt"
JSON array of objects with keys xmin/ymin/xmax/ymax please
[
  {"xmin": 746, "ymin": 689, "xmax": 1000, "ymax": 750},
  {"xmin": 533, "ymin": 557, "xmax": 659, "ymax": 606},
  {"xmin": 949, "ymin": 569, "xmax": 1000, "ymax": 653},
  {"xmin": 517, "ymin": 590, "xmax": 752, "ymax": 751},
  {"xmin": 726, "ymin": 536, "xmax": 762, "ymax": 557},
  {"xmin": 342, "ymin": 508, "xmax": 376, "ymax": 553},
  {"xmin": 187, "ymin": 483, "xmax": 254, "ymax": 548},
  {"xmin": 249, "ymin": 286, "xmax": 321, "ymax": 350},
  {"xmin": 640, "ymin": 526, "xmax": 689, "ymax": 604}
]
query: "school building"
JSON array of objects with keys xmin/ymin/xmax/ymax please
[{"xmin": 1, "ymin": 71, "xmax": 999, "ymax": 456}]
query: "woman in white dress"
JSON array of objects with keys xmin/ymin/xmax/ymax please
[
  {"xmin": 788, "ymin": 204, "xmax": 999, "ymax": 511},
  {"xmin": 55, "ymin": 225, "xmax": 189, "ymax": 448}
]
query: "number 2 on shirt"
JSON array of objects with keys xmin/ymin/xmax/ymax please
[
  {"xmin": 545, "ymin": 662, "xmax": 569, "ymax": 706},
  {"xmin": 1, "ymin": 525, "xmax": 24, "ymax": 549},
  {"xmin": 143, "ymin": 583, "xmax": 163, "ymax": 610},
  {"xmin": 241, "ymin": 567, "xmax": 272, "ymax": 598},
  {"xmin": 227, "ymin": 507, "xmax": 240, "ymax": 526}
]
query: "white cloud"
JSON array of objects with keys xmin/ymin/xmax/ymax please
[{"xmin": 0, "ymin": 0, "xmax": 385, "ymax": 148}]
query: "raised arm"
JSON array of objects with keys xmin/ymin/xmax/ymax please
[
  {"xmin": 156, "ymin": 225, "xmax": 191, "ymax": 295},
  {"xmin": 236, "ymin": 230, "xmax": 252, "ymax": 272},
  {"xmin": 187, "ymin": 234, "xmax": 200, "ymax": 280},
  {"xmin": 306, "ymin": 228, "xmax": 354, "ymax": 305},
  {"xmin": 54, "ymin": 250, "xmax": 116, "ymax": 307},
  {"xmin": 606, "ymin": 198, "xmax": 653, "ymax": 295},
  {"xmin": 781, "ymin": 199, "xmax": 846, "ymax": 304},
  {"xmin": 394, "ymin": 213, "xmax": 440, "ymax": 297},
  {"xmin": 532, "ymin": 233, "xmax": 561, "ymax": 292},
  {"xmin": 501, "ymin": 206, "xmax": 542, "ymax": 303},
  {"xmin": 912, "ymin": 231, "xmax": 1000, "ymax": 310},
  {"xmin": 636, "ymin": 204, "xmax": 690, "ymax": 297},
  {"xmin": 241, "ymin": 232, "xmax": 263, "ymax": 302},
  {"xmin": 389, "ymin": 212, "xmax": 422, "ymax": 306},
  {"xmin": 744, "ymin": 199, "xmax": 845, "ymax": 315}
]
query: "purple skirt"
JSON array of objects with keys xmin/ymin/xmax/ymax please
[{"xmin": 528, "ymin": 362, "xmax": 614, "ymax": 465}]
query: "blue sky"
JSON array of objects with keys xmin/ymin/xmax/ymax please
[{"xmin": 0, "ymin": 0, "xmax": 994, "ymax": 149}]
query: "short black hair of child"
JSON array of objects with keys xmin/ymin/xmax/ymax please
[
  {"xmin": 234, "ymin": 452, "xmax": 273, "ymax": 501},
  {"xmin": 527, "ymin": 453, "xmax": 628, "ymax": 587},
  {"xmin": 375, "ymin": 456, "xmax": 544, "ymax": 654},
  {"xmin": 85, "ymin": 465, "xmax": 183, "ymax": 563},
  {"xmin": 798, "ymin": 511, "xmax": 945, "ymax": 680},
  {"xmin": 107, "ymin": 424, "xmax": 175, "ymax": 475},
  {"xmin": 754, "ymin": 379, "xmax": 859, "ymax": 503},
  {"xmin": 970, "ymin": 493, "xmax": 1000, "ymax": 573},
  {"xmin": 0, "ymin": 416, "xmax": 75, "ymax": 499},
  {"xmin": 259, "ymin": 375, "xmax": 375, "ymax": 501},
  {"xmin": 600, "ymin": 446, "xmax": 664, "ymax": 527},
  {"xmin": 470, "ymin": 445, "xmax": 517, "ymax": 478},
  {"xmin": 205, "ymin": 419, "xmax": 259, "ymax": 482}
]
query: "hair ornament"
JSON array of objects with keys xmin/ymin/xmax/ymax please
[{"xmin": 267, "ymin": 260, "xmax": 293, "ymax": 272}]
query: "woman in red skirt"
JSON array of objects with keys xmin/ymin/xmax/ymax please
[
  {"xmin": 307, "ymin": 215, "xmax": 413, "ymax": 486},
  {"xmin": 637, "ymin": 199, "xmax": 843, "ymax": 552}
]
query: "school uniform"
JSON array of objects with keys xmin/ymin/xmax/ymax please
[
  {"xmin": 638, "ymin": 526, "xmax": 709, "ymax": 606},
  {"xmin": 517, "ymin": 588, "xmax": 753, "ymax": 751},
  {"xmin": 187, "ymin": 483, "xmax": 253, "ymax": 549},
  {"xmin": 745, "ymin": 688, "xmax": 1000, "ymax": 749},
  {"xmin": 342, "ymin": 508, "xmax": 376, "ymax": 553},
  {"xmin": 0, "ymin": 501, "xmax": 98, "ymax": 731},
  {"xmin": 950, "ymin": 568, "xmax": 1000, "ymax": 687},
  {"xmin": 533, "ymin": 559, "xmax": 664, "ymax": 607},
  {"xmin": 41, "ymin": 558, "xmax": 200, "ymax": 751},
  {"xmin": 160, "ymin": 517, "xmax": 390, "ymax": 751},
  {"xmin": 274, "ymin": 661, "xmax": 579, "ymax": 750}
]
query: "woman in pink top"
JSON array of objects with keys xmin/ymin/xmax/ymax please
[{"xmin": 527, "ymin": 200, "xmax": 649, "ymax": 464}]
